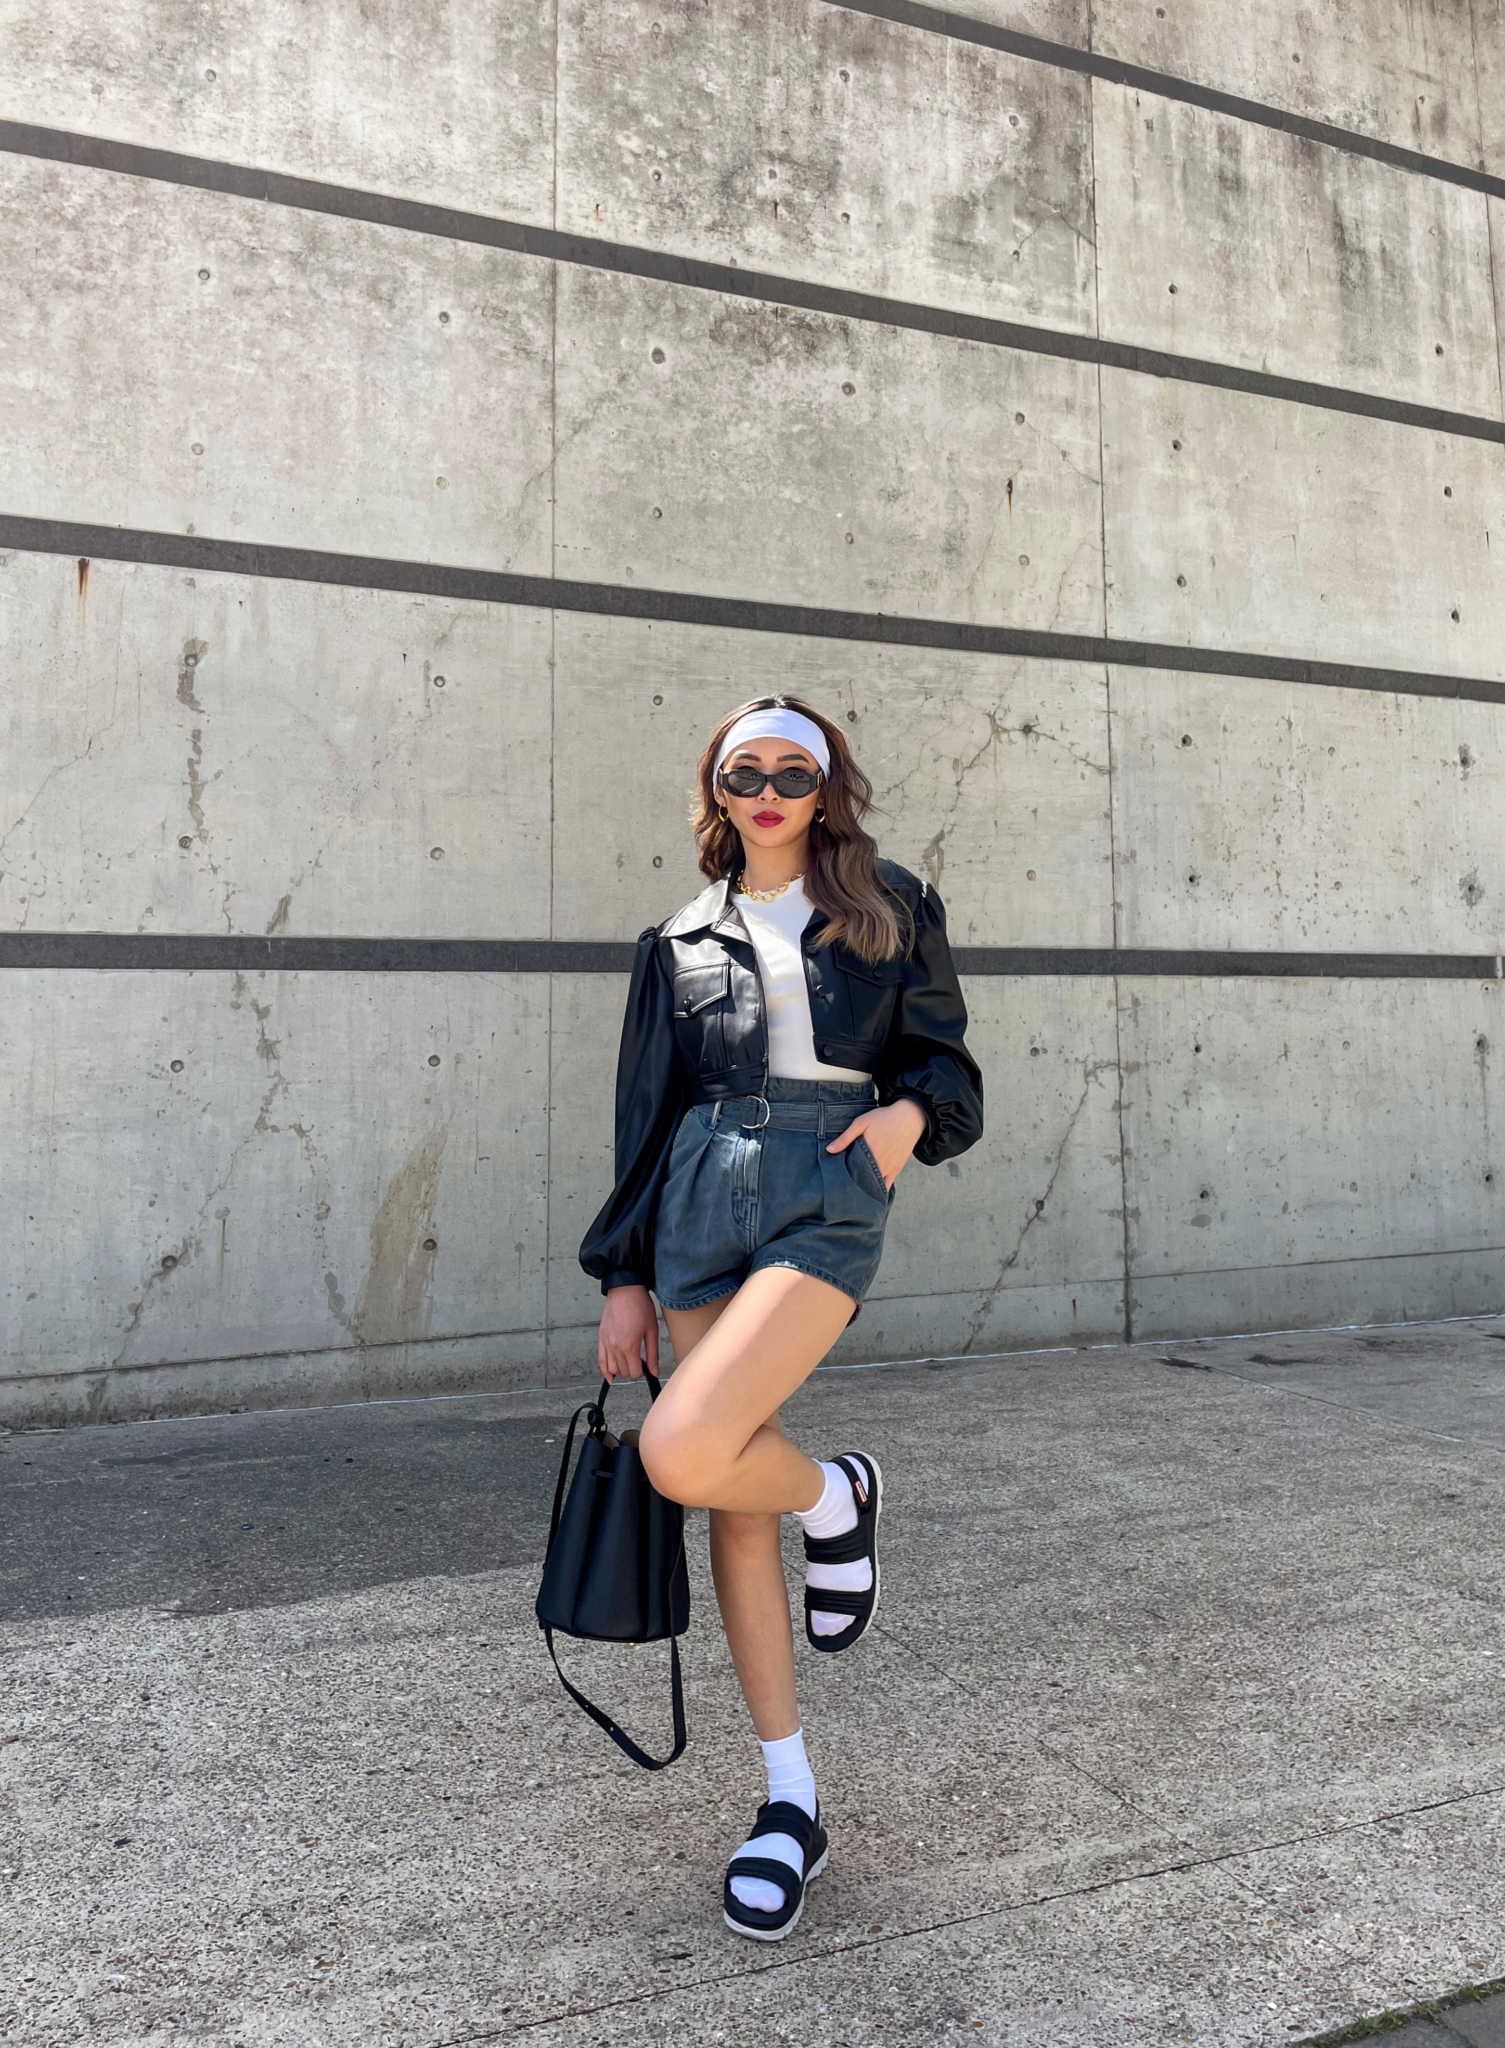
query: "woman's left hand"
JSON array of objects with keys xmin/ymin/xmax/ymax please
[{"xmin": 826, "ymin": 1096, "xmax": 928, "ymax": 1190}]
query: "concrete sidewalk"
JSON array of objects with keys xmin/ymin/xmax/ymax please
[{"xmin": 3, "ymin": 1318, "xmax": 1505, "ymax": 2046}]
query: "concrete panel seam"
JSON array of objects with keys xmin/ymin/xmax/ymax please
[
  {"xmin": 0, "ymin": 1326, "xmax": 550, "ymax": 1386},
  {"xmin": 2, "ymin": 120, "xmax": 1500, "ymax": 446},
  {"xmin": 5, "ymin": 519, "xmax": 1504, "ymax": 710},
  {"xmin": 825, "ymin": 0, "xmax": 1505, "ymax": 200},
  {"xmin": 3, "ymin": 938, "xmax": 1502, "ymax": 978}
]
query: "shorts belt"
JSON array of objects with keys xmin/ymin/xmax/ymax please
[{"xmin": 700, "ymin": 1089, "xmax": 876, "ymax": 1135}]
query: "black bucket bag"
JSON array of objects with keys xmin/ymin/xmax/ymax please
[{"xmin": 535, "ymin": 1371, "xmax": 690, "ymax": 1769}]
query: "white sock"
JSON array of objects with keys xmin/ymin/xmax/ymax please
[
  {"xmin": 728, "ymin": 1729, "xmax": 817, "ymax": 1916},
  {"xmin": 797, "ymin": 1460, "xmax": 872, "ymax": 1639}
]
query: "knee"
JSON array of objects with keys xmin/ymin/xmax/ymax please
[{"xmin": 638, "ymin": 1409, "xmax": 721, "ymax": 1508}]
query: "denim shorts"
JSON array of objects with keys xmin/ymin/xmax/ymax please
[{"xmin": 652, "ymin": 1076, "xmax": 895, "ymax": 1312}]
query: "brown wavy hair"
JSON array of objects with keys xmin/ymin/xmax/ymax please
[{"xmin": 693, "ymin": 696, "xmax": 911, "ymax": 964}]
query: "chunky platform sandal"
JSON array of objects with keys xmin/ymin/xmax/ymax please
[
  {"xmin": 803, "ymin": 1452, "xmax": 883, "ymax": 1653},
  {"xmin": 722, "ymin": 1799, "xmax": 830, "ymax": 1941}
]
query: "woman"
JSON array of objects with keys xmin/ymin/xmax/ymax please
[{"xmin": 579, "ymin": 694, "xmax": 983, "ymax": 1941}]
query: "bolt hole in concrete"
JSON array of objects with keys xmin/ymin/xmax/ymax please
[
  {"xmin": 428, "ymin": 1055, "xmax": 441, "ymax": 1068},
  {"xmin": 170, "ymin": 1061, "xmax": 184, "ymax": 1074},
  {"xmin": 1445, "ymin": 485, "xmax": 1453, "ymax": 497},
  {"xmin": 435, "ymin": 476, "xmax": 447, "ymax": 489},
  {"xmin": 845, "ymin": 531, "xmax": 854, "ymax": 544},
  {"xmin": 178, "ymin": 836, "xmax": 193, "ymax": 850},
  {"xmin": 161, "ymin": 1256, "xmax": 177, "ymax": 1270},
  {"xmin": 1177, "ymin": 573, "xmax": 1188, "ymax": 587},
  {"xmin": 430, "ymin": 847, "xmax": 444, "ymax": 860},
  {"xmin": 653, "ymin": 855, "xmax": 663, "ymax": 868},
  {"xmin": 1015, "ymin": 410, "xmax": 1025, "ymax": 424},
  {"xmin": 1026, "ymin": 868, "xmax": 1036, "ymax": 880},
  {"xmin": 652, "ymin": 693, "xmax": 663, "ymax": 706},
  {"xmin": 841, "ymin": 210, "xmax": 850, "ymax": 222},
  {"xmin": 651, "ymin": 505, "xmax": 662, "ymax": 518},
  {"xmin": 422, "ymin": 1239, "xmax": 437, "ymax": 1253},
  {"xmin": 847, "ymin": 710, "xmax": 857, "ymax": 722},
  {"xmin": 1181, "ymin": 733, "xmax": 1193, "ymax": 746},
  {"xmin": 1453, "ymin": 609, "xmax": 1462, "ymax": 622},
  {"xmin": 432, "ymin": 675, "xmax": 445, "ymax": 688},
  {"xmin": 1194, "ymin": 1041, "xmax": 1202, "ymax": 1051},
  {"xmin": 1168, "ymin": 281, "xmax": 1178, "ymax": 293},
  {"xmin": 1172, "ymin": 438, "xmax": 1182, "ymax": 450},
  {"xmin": 191, "ymin": 442, "xmax": 204, "ymax": 455},
  {"xmin": 1199, "ymin": 1188, "xmax": 1210, "ymax": 1201},
  {"xmin": 651, "ymin": 169, "xmax": 661, "ymax": 181},
  {"xmin": 198, "ymin": 268, "xmax": 210, "ymax": 281},
  {"xmin": 841, "ymin": 381, "xmax": 856, "ymax": 395},
  {"xmin": 651, "ymin": 347, "xmax": 666, "ymax": 363},
  {"xmin": 1437, "ymin": 343, "xmax": 1446, "ymax": 355}
]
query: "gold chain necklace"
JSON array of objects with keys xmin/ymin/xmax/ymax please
[{"xmin": 738, "ymin": 871, "xmax": 803, "ymax": 904}]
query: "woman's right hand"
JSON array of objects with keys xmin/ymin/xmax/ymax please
[{"xmin": 599, "ymin": 1283, "xmax": 661, "ymax": 1383}]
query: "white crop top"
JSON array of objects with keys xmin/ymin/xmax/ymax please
[{"xmin": 732, "ymin": 878, "xmax": 872, "ymax": 1084}]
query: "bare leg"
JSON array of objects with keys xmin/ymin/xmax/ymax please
[
  {"xmin": 659, "ymin": 1283, "xmax": 847, "ymax": 1742},
  {"xmin": 645, "ymin": 1266, "xmax": 855, "ymax": 1513}
]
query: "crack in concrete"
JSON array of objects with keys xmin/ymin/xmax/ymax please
[
  {"xmin": 111, "ymin": 977, "xmax": 301, "ymax": 1373},
  {"xmin": 441, "ymin": 1780, "xmax": 1505, "ymax": 2045},
  {"xmin": 960, "ymin": 1058, "xmax": 1115, "ymax": 1352}
]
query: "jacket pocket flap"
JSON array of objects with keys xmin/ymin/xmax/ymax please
[
  {"xmin": 838, "ymin": 950, "xmax": 905, "ymax": 986},
  {"xmin": 673, "ymin": 961, "xmax": 731, "ymax": 1016}
]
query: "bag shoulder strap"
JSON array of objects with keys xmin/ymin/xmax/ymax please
[{"xmin": 543, "ymin": 1625, "xmax": 687, "ymax": 1771}]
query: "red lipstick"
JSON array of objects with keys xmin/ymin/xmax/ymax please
[{"xmin": 752, "ymin": 810, "xmax": 784, "ymax": 827}]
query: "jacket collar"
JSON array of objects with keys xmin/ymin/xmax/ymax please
[
  {"xmin": 660, "ymin": 876, "xmax": 743, "ymax": 940},
  {"xmin": 661, "ymin": 875, "xmax": 829, "ymax": 951}
]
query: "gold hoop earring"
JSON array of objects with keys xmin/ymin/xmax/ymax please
[
  {"xmin": 814, "ymin": 806, "xmax": 826, "ymax": 823},
  {"xmin": 718, "ymin": 805, "xmax": 729, "ymax": 822}
]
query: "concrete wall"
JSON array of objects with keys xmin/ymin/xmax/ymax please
[{"xmin": 2, "ymin": 0, "xmax": 1502, "ymax": 1425}]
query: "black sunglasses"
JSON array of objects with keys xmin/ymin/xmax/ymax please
[{"xmin": 718, "ymin": 764, "xmax": 823, "ymax": 799}]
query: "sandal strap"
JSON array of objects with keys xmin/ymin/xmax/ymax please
[
  {"xmin": 748, "ymin": 1799, "xmax": 818, "ymax": 1852},
  {"xmin": 802, "ymin": 1523, "xmax": 869, "ymax": 1565},
  {"xmin": 834, "ymin": 1454, "xmax": 873, "ymax": 1506},
  {"xmin": 724, "ymin": 1854, "xmax": 800, "ymax": 1906},
  {"xmin": 803, "ymin": 1585, "xmax": 870, "ymax": 1617}
]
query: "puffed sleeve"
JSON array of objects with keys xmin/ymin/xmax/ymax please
[
  {"xmin": 881, "ymin": 883, "xmax": 984, "ymax": 1166},
  {"xmin": 578, "ymin": 927, "xmax": 689, "ymax": 1293}
]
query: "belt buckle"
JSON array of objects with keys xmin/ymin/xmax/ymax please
[{"xmin": 740, "ymin": 1093, "xmax": 771, "ymax": 1130}]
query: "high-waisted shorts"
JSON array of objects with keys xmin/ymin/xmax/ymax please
[{"xmin": 652, "ymin": 1076, "xmax": 895, "ymax": 1312}]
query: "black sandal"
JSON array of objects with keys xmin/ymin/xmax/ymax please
[
  {"xmin": 803, "ymin": 1452, "xmax": 883, "ymax": 1653},
  {"xmin": 722, "ymin": 1799, "xmax": 829, "ymax": 1941}
]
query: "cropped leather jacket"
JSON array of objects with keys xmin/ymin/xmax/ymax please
[{"xmin": 579, "ymin": 860, "xmax": 984, "ymax": 1294}]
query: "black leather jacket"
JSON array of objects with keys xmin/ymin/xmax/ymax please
[{"xmin": 579, "ymin": 860, "xmax": 984, "ymax": 1294}]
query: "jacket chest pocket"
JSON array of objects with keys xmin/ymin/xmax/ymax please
[
  {"xmin": 835, "ymin": 949, "xmax": 903, "ymax": 1048},
  {"xmin": 672, "ymin": 959, "xmax": 731, "ymax": 1070}
]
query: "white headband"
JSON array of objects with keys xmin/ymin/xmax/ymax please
[{"xmin": 714, "ymin": 708, "xmax": 831, "ymax": 782}]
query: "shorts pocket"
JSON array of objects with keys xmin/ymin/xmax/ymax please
[{"xmin": 848, "ymin": 1133, "xmax": 889, "ymax": 1204}]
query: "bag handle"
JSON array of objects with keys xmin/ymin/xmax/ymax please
[
  {"xmin": 541, "ymin": 1369, "xmax": 685, "ymax": 1772},
  {"xmin": 543, "ymin": 1370, "xmax": 662, "ymax": 1559}
]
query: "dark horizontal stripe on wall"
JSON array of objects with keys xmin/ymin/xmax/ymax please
[
  {"xmin": 831, "ymin": 0, "xmax": 1505, "ymax": 204},
  {"xmin": 2, "ymin": 120, "xmax": 1499, "ymax": 448},
  {"xmin": 6, "ymin": 515, "xmax": 1505, "ymax": 710},
  {"xmin": 4, "ymin": 936, "xmax": 1501, "ymax": 980},
  {"xmin": 0, "ymin": 935, "xmax": 640, "ymax": 973}
]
